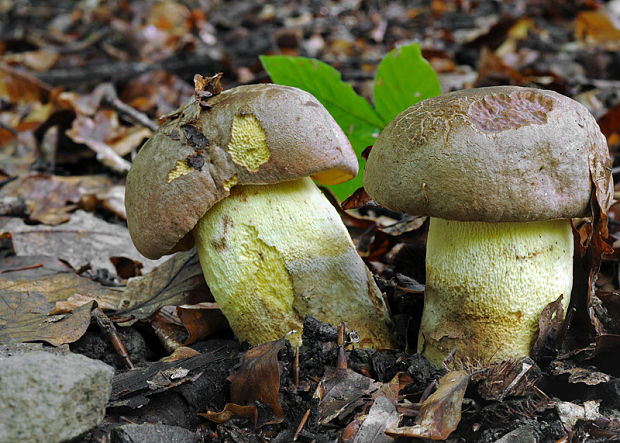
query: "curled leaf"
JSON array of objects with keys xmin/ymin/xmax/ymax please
[{"xmin": 386, "ymin": 370, "xmax": 469, "ymax": 440}]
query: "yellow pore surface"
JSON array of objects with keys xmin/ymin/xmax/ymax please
[
  {"xmin": 420, "ymin": 217, "xmax": 573, "ymax": 366},
  {"xmin": 227, "ymin": 113, "xmax": 271, "ymax": 171},
  {"xmin": 192, "ymin": 177, "xmax": 391, "ymax": 346}
]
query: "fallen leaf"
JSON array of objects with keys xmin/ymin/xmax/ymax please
[
  {"xmin": 0, "ymin": 210, "xmax": 166, "ymax": 275},
  {"xmin": 227, "ymin": 338, "xmax": 286, "ymax": 426},
  {"xmin": 341, "ymin": 187, "xmax": 374, "ymax": 210},
  {"xmin": 598, "ymin": 104, "xmax": 620, "ymax": 147},
  {"xmin": 550, "ymin": 360, "xmax": 610, "ymax": 385},
  {"xmin": 0, "ymin": 289, "xmax": 94, "ymax": 346},
  {"xmin": 177, "ymin": 302, "xmax": 229, "ymax": 345},
  {"xmin": 557, "ymin": 400, "xmax": 601, "ymax": 429},
  {"xmin": 119, "ymin": 248, "xmax": 211, "ymax": 321},
  {"xmin": 386, "ymin": 370, "xmax": 470, "ymax": 440},
  {"xmin": 0, "ymin": 62, "xmax": 52, "ymax": 104},
  {"xmin": 0, "ymin": 173, "xmax": 112, "ymax": 225},
  {"xmin": 531, "ymin": 295, "xmax": 565, "ymax": 361},
  {"xmin": 66, "ymin": 112, "xmax": 134, "ymax": 173},
  {"xmin": 320, "ymin": 366, "xmax": 382, "ymax": 424},
  {"xmin": 198, "ymin": 403, "xmax": 258, "ymax": 425},
  {"xmin": 575, "ymin": 11, "xmax": 620, "ymax": 48},
  {"xmin": 352, "ymin": 394, "xmax": 399, "ymax": 443}
]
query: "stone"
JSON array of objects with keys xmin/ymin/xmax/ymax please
[{"xmin": 0, "ymin": 351, "xmax": 114, "ymax": 443}]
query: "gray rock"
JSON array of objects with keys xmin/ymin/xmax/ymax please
[
  {"xmin": 113, "ymin": 423, "xmax": 200, "ymax": 443},
  {"xmin": 494, "ymin": 425, "xmax": 539, "ymax": 443},
  {"xmin": 0, "ymin": 351, "xmax": 114, "ymax": 443}
]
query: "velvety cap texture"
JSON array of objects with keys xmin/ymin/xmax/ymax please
[
  {"xmin": 364, "ymin": 86, "xmax": 612, "ymax": 222},
  {"xmin": 126, "ymin": 84, "xmax": 357, "ymax": 259}
]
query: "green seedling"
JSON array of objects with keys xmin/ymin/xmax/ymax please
[{"xmin": 260, "ymin": 43, "xmax": 441, "ymax": 201}]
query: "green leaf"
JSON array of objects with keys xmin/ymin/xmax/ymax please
[
  {"xmin": 374, "ymin": 43, "xmax": 441, "ymax": 125},
  {"xmin": 260, "ymin": 55, "xmax": 383, "ymax": 200}
]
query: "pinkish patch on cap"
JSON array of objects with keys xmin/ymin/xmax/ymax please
[{"xmin": 468, "ymin": 90, "xmax": 553, "ymax": 132}]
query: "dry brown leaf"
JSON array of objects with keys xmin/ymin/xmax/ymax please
[
  {"xmin": 3, "ymin": 50, "xmax": 60, "ymax": 72},
  {"xmin": 531, "ymin": 295, "xmax": 565, "ymax": 361},
  {"xmin": 0, "ymin": 62, "xmax": 52, "ymax": 104},
  {"xmin": 159, "ymin": 346, "xmax": 201, "ymax": 362},
  {"xmin": 1, "ymin": 209, "xmax": 165, "ymax": 275},
  {"xmin": 177, "ymin": 302, "xmax": 229, "ymax": 345},
  {"xmin": 65, "ymin": 112, "xmax": 133, "ymax": 173},
  {"xmin": 120, "ymin": 71, "xmax": 194, "ymax": 118},
  {"xmin": 319, "ymin": 367, "xmax": 382, "ymax": 424},
  {"xmin": 198, "ymin": 403, "xmax": 258, "ymax": 425},
  {"xmin": 227, "ymin": 338, "xmax": 286, "ymax": 426},
  {"xmin": 598, "ymin": 104, "xmax": 620, "ymax": 147},
  {"xmin": 0, "ymin": 174, "xmax": 112, "ymax": 225},
  {"xmin": 341, "ymin": 187, "xmax": 373, "ymax": 210},
  {"xmin": 386, "ymin": 370, "xmax": 470, "ymax": 440},
  {"xmin": 119, "ymin": 248, "xmax": 211, "ymax": 321},
  {"xmin": 551, "ymin": 360, "xmax": 611, "ymax": 386},
  {"xmin": 575, "ymin": 11, "xmax": 620, "ymax": 48},
  {"xmin": 352, "ymin": 394, "xmax": 399, "ymax": 443},
  {"xmin": 0, "ymin": 289, "xmax": 95, "ymax": 346}
]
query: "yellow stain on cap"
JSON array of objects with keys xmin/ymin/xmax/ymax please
[
  {"xmin": 167, "ymin": 159, "xmax": 193, "ymax": 183},
  {"xmin": 228, "ymin": 114, "xmax": 271, "ymax": 171},
  {"xmin": 223, "ymin": 174, "xmax": 238, "ymax": 191}
]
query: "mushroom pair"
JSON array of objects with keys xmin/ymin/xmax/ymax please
[
  {"xmin": 125, "ymin": 84, "xmax": 393, "ymax": 347},
  {"xmin": 364, "ymin": 86, "xmax": 612, "ymax": 366}
]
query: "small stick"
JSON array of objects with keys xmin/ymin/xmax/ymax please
[
  {"xmin": 498, "ymin": 361, "xmax": 532, "ymax": 402},
  {"xmin": 92, "ymin": 306, "xmax": 134, "ymax": 369},
  {"xmin": 294, "ymin": 378, "xmax": 325, "ymax": 441},
  {"xmin": 1, "ymin": 263, "xmax": 43, "ymax": 273},
  {"xmin": 336, "ymin": 322, "xmax": 347, "ymax": 369},
  {"xmin": 294, "ymin": 345, "xmax": 300, "ymax": 387},
  {"xmin": 101, "ymin": 86, "xmax": 159, "ymax": 132}
]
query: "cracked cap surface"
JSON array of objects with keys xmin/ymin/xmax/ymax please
[
  {"xmin": 125, "ymin": 84, "xmax": 358, "ymax": 259},
  {"xmin": 364, "ymin": 86, "xmax": 613, "ymax": 222}
]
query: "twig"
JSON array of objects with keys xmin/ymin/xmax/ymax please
[
  {"xmin": 100, "ymin": 86, "xmax": 159, "ymax": 132},
  {"xmin": 92, "ymin": 306, "xmax": 134, "ymax": 369}
]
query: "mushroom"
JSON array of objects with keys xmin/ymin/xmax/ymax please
[
  {"xmin": 125, "ymin": 84, "xmax": 393, "ymax": 347},
  {"xmin": 363, "ymin": 86, "xmax": 612, "ymax": 365}
]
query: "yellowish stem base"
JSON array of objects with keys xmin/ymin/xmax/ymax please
[
  {"xmin": 192, "ymin": 177, "xmax": 393, "ymax": 347},
  {"xmin": 419, "ymin": 218, "xmax": 573, "ymax": 366}
]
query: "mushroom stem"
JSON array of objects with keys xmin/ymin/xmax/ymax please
[
  {"xmin": 419, "ymin": 217, "xmax": 573, "ymax": 366},
  {"xmin": 192, "ymin": 177, "xmax": 393, "ymax": 347}
]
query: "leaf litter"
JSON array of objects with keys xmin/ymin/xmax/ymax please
[{"xmin": 1, "ymin": 0, "xmax": 620, "ymax": 441}]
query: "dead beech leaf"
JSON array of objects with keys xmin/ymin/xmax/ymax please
[
  {"xmin": 119, "ymin": 248, "xmax": 211, "ymax": 321},
  {"xmin": 551, "ymin": 360, "xmax": 610, "ymax": 385},
  {"xmin": 0, "ymin": 290, "xmax": 94, "ymax": 346},
  {"xmin": 66, "ymin": 112, "xmax": 133, "ymax": 173},
  {"xmin": 227, "ymin": 338, "xmax": 286, "ymax": 426},
  {"xmin": 531, "ymin": 295, "xmax": 565, "ymax": 361},
  {"xmin": 1, "ymin": 209, "xmax": 165, "ymax": 275},
  {"xmin": 159, "ymin": 346, "xmax": 201, "ymax": 362},
  {"xmin": 120, "ymin": 71, "xmax": 194, "ymax": 118},
  {"xmin": 198, "ymin": 403, "xmax": 258, "ymax": 425},
  {"xmin": 341, "ymin": 187, "xmax": 373, "ymax": 210},
  {"xmin": 386, "ymin": 370, "xmax": 470, "ymax": 440},
  {"xmin": 0, "ymin": 173, "xmax": 112, "ymax": 225},
  {"xmin": 475, "ymin": 46, "xmax": 523, "ymax": 87},
  {"xmin": 575, "ymin": 11, "xmax": 620, "ymax": 47},
  {"xmin": 599, "ymin": 104, "xmax": 620, "ymax": 147},
  {"xmin": 352, "ymin": 394, "xmax": 399, "ymax": 443},
  {"xmin": 177, "ymin": 302, "xmax": 229, "ymax": 345},
  {"xmin": 0, "ymin": 62, "xmax": 52, "ymax": 104},
  {"xmin": 320, "ymin": 367, "xmax": 382, "ymax": 424},
  {"xmin": 3, "ymin": 50, "xmax": 60, "ymax": 72},
  {"xmin": 0, "ymin": 255, "xmax": 123, "ymax": 306}
]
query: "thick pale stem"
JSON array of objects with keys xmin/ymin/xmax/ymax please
[
  {"xmin": 192, "ymin": 177, "xmax": 392, "ymax": 347},
  {"xmin": 419, "ymin": 218, "xmax": 573, "ymax": 366}
]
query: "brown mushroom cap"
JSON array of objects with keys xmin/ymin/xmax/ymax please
[
  {"xmin": 364, "ymin": 86, "xmax": 612, "ymax": 222},
  {"xmin": 126, "ymin": 84, "xmax": 358, "ymax": 259}
]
